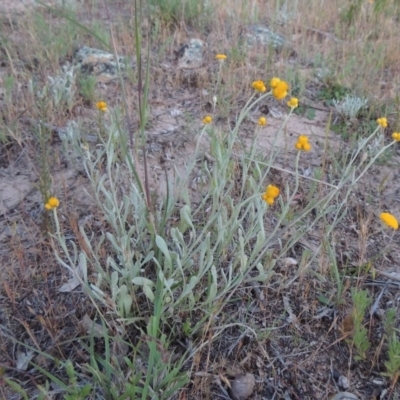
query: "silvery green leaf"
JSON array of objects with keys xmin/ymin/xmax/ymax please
[
  {"xmin": 244, "ymin": 273, "xmax": 263, "ymax": 283},
  {"xmin": 221, "ymin": 268, "xmax": 228, "ymax": 284},
  {"xmin": 180, "ymin": 275, "xmax": 199, "ymax": 298},
  {"xmin": 107, "ymin": 256, "xmax": 122, "ymax": 274},
  {"xmin": 256, "ymin": 263, "xmax": 265, "ymax": 274},
  {"xmin": 208, "ymin": 282, "xmax": 217, "ymax": 303},
  {"xmin": 117, "ymin": 285, "xmax": 129, "ymax": 316},
  {"xmin": 95, "ymin": 272, "xmax": 103, "ymax": 288},
  {"xmin": 179, "ymin": 204, "xmax": 194, "ymax": 234},
  {"xmin": 131, "ymin": 277, "xmax": 154, "ymax": 287},
  {"xmin": 164, "ymin": 278, "xmax": 175, "ymax": 292},
  {"xmin": 106, "ymin": 232, "xmax": 122, "ymax": 253},
  {"xmin": 142, "ymin": 251, "xmax": 155, "ymax": 265},
  {"xmin": 187, "ymin": 292, "xmax": 195, "ymax": 308},
  {"xmin": 171, "ymin": 227, "xmax": 184, "ymax": 244},
  {"xmin": 143, "ymin": 284, "xmax": 155, "ymax": 302},
  {"xmin": 122, "ymin": 294, "xmax": 132, "ymax": 317},
  {"xmin": 89, "ymin": 284, "xmax": 107, "ymax": 304},
  {"xmin": 251, "ymin": 230, "xmax": 266, "ymax": 260},
  {"xmin": 210, "ymin": 264, "xmax": 217, "ymax": 282},
  {"xmin": 111, "ymin": 271, "xmax": 119, "ymax": 295},
  {"xmin": 119, "ymin": 284, "xmax": 128, "ymax": 297},
  {"xmin": 155, "ymin": 235, "xmax": 172, "ymax": 269},
  {"xmin": 175, "ymin": 256, "xmax": 183, "ymax": 274},
  {"xmin": 240, "ymin": 254, "xmax": 248, "ymax": 273},
  {"xmin": 157, "ymin": 270, "xmax": 174, "ymax": 298},
  {"xmin": 207, "ymin": 265, "xmax": 218, "ymax": 302}
]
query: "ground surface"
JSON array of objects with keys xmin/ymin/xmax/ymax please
[{"xmin": 1, "ymin": 1, "xmax": 400, "ymax": 400}]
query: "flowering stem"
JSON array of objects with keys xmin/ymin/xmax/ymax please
[
  {"xmin": 235, "ymin": 153, "xmax": 339, "ymax": 189},
  {"xmin": 214, "ymin": 62, "xmax": 223, "ymax": 97},
  {"xmin": 231, "ymin": 91, "xmax": 270, "ymax": 140},
  {"xmin": 353, "ymin": 140, "xmax": 396, "ymax": 185},
  {"xmin": 52, "ymin": 208, "xmax": 60, "ymax": 237}
]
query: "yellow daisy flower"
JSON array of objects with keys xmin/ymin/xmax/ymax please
[
  {"xmin": 287, "ymin": 97, "xmax": 299, "ymax": 109},
  {"xmin": 258, "ymin": 117, "xmax": 267, "ymax": 126},
  {"xmin": 295, "ymin": 135, "xmax": 311, "ymax": 151},
  {"xmin": 202, "ymin": 115, "xmax": 213, "ymax": 124},
  {"xmin": 45, "ymin": 196, "xmax": 60, "ymax": 210},
  {"xmin": 265, "ymin": 184, "xmax": 280, "ymax": 198},
  {"xmin": 270, "ymin": 77, "xmax": 280, "ymax": 88},
  {"xmin": 252, "ymin": 80, "xmax": 267, "ymax": 93},
  {"xmin": 215, "ymin": 54, "xmax": 227, "ymax": 60},
  {"xmin": 262, "ymin": 195, "xmax": 275, "ymax": 205},
  {"xmin": 391, "ymin": 132, "xmax": 400, "ymax": 141},
  {"xmin": 262, "ymin": 184, "xmax": 280, "ymax": 205},
  {"xmin": 377, "ymin": 117, "xmax": 387, "ymax": 128},
  {"xmin": 96, "ymin": 101, "xmax": 108, "ymax": 112},
  {"xmin": 272, "ymin": 80, "xmax": 289, "ymax": 100},
  {"xmin": 380, "ymin": 212, "xmax": 398, "ymax": 230}
]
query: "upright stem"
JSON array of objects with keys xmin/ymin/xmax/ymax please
[{"xmin": 134, "ymin": 0, "xmax": 151, "ymax": 212}]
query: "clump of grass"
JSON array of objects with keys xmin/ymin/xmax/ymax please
[{"xmin": 147, "ymin": 0, "xmax": 206, "ymax": 26}]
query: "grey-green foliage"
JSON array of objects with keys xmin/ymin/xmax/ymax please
[{"xmin": 333, "ymin": 94, "xmax": 368, "ymax": 122}]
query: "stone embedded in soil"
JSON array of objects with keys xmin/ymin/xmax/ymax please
[
  {"xmin": 338, "ymin": 375, "xmax": 349, "ymax": 390},
  {"xmin": 229, "ymin": 373, "xmax": 256, "ymax": 400},
  {"xmin": 176, "ymin": 38, "xmax": 205, "ymax": 69},
  {"xmin": 330, "ymin": 392, "xmax": 359, "ymax": 400},
  {"xmin": 74, "ymin": 46, "xmax": 126, "ymax": 83},
  {"xmin": 244, "ymin": 25, "xmax": 287, "ymax": 49}
]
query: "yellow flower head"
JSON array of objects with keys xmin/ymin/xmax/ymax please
[
  {"xmin": 297, "ymin": 135, "xmax": 308, "ymax": 145},
  {"xmin": 96, "ymin": 101, "xmax": 108, "ymax": 112},
  {"xmin": 252, "ymin": 80, "xmax": 267, "ymax": 93},
  {"xmin": 45, "ymin": 196, "xmax": 60, "ymax": 210},
  {"xmin": 392, "ymin": 132, "xmax": 400, "ymax": 141},
  {"xmin": 380, "ymin": 212, "xmax": 398, "ymax": 230},
  {"xmin": 265, "ymin": 184, "xmax": 280, "ymax": 198},
  {"xmin": 202, "ymin": 115, "xmax": 213, "ymax": 124},
  {"xmin": 262, "ymin": 195, "xmax": 275, "ymax": 205},
  {"xmin": 272, "ymin": 80, "xmax": 289, "ymax": 100},
  {"xmin": 295, "ymin": 142, "xmax": 302, "ymax": 150},
  {"xmin": 262, "ymin": 184, "xmax": 280, "ymax": 205},
  {"xmin": 258, "ymin": 116, "xmax": 267, "ymax": 126},
  {"xmin": 270, "ymin": 77, "xmax": 280, "ymax": 88},
  {"xmin": 295, "ymin": 135, "xmax": 311, "ymax": 151},
  {"xmin": 302, "ymin": 142, "xmax": 311, "ymax": 151},
  {"xmin": 377, "ymin": 117, "xmax": 387, "ymax": 128},
  {"xmin": 215, "ymin": 54, "xmax": 227, "ymax": 60},
  {"xmin": 287, "ymin": 97, "xmax": 299, "ymax": 109}
]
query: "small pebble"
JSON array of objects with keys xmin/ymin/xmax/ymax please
[
  {"xmin": 338, "ymin": 375, "xmax": 349, "ymax": 390},
  {"xmin": 230, "ymin": 373, "xmax": 255, "ymax": 400}
]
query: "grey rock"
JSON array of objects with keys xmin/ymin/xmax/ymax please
[
  {"xmin": 244, "ymin": 25, "xmax": 287, "ymax": 49},
  {"xmin": 74, "ymin": 46, "xmax": 126, "ymax": 83},
  {"xmin": 176, "ymin": 39, "xmax": 205, "ymax": 69},
  {"xmin": 229, "ymin": 373, "xmax": 256, "ymax": 400},
  {"xmin": 338, "ymin": 375, "xmax": 349, "ymax": 390},
  {"xmin": 330, "ymin": 392, "xmax": 359, "ymax": 400}
]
